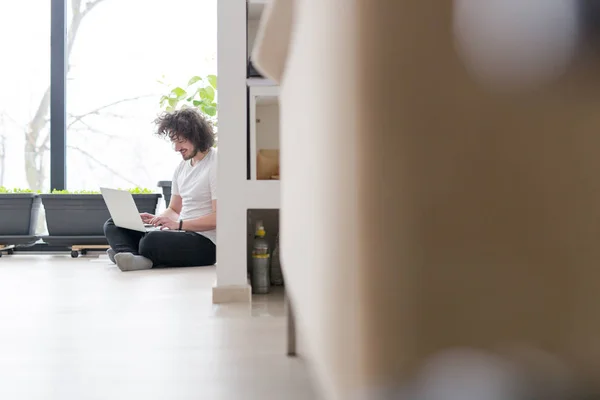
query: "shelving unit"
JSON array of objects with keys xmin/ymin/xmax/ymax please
[
  {"xmin": 214, "ymin": 0, "xmax": 279, "ymax": 302},
  {"xmin": 246, "ymin": 0, "xmax": 280, "ymax": 209}
]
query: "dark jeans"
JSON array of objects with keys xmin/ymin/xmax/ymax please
[{"xmin": 103, "ymin": 218, "xmax": 216, "ymax": 268}]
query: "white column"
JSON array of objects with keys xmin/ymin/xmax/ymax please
[{"xmin": 213, "ymin": 0, "xmax": 251, "ymax": 302}]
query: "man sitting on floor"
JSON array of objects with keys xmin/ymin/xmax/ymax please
[{"xmin": 104, "ymin": 108, "xmax": 217, "ymax": 271}]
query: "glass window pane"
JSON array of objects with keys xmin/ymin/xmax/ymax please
[
  {"xmin": 66, "ymin": 0, "xmax": 217, "ymax": 195},
  {"xmin": 0, "ymin": 0, "xmax": 50, "ymax": 192}
]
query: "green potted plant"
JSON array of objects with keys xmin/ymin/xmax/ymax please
[
  {"xmin": 159, "ymin": 74, "xmax": 217, "ymax": 122},
  {"xmin": 40, "ymin": 188, "xmax": 161, "ymax": 246},
  {"xmin": 156, "ymin": 74, "xmax": 218, "ymax": 207},
  {"xmin": 0, "ymin": 187, "xmax": 42, "ymax": 245}
]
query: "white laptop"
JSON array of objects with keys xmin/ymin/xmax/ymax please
[{"xmin": 100, "ymin": 187, "xmax": 161, "ymax": 233}]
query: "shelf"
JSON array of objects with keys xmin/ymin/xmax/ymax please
[
  {"xmin": 245, "ymin": 180, "xmax": 280, "ymax": 209},
  {"xmin": 251, "ymin": 84, "xmax": 279, "ymax": 103},
  {"xmin": 256, "ymin": 96, "xmax": 278, "ymax": 106},
  {"xmin": 247, "ymin": 77, "xmax": 277, "ymax": 87},
  {"xmin": 248, "ymin": 0, "xmax": 269, "ymax": 21}
]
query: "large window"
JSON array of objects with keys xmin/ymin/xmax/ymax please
[
  {"xmin": 64, "ymin": 0, "xmax": 217, "ymax": 191},
  {"xmin": 0, "ymin": 0, "xmax": 216, "ymax": 194},
  {"xmin": 0, "ymin": 1, "xmax": 51, "ymax": 192}
]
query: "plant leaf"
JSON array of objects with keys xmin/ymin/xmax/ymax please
[
  {"xmin": 193, "ymin": 100, "xmax": 203, "ymax": 107},
  {"xmin": 172, "ymin": 87, "xmax": 187, "ymax": 100},
  {"xmin": 187, "ymin": 76, "xmax": 203, "ymax": 86},
  {"xmin": 203, "ymin": 86, "xmax": 215, "ymax": 101},
  {"xmin": 168, "ymin": 98, "xmax": 178, "ymax": 108},
  {"xmin": 204, "ymin": 106, "xmax": 217, "ymax": 117},
  {"xmin": 207, "ymin": 74, "xmax": 217, "ymax": 89},
  {"xmin": 198, "ymin": 88, "xmax": 208, "ymax": 100}
]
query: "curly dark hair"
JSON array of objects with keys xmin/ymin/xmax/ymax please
[{"xmin": 154, "ymin": 107, "xmax": 215, "ymax": 152}]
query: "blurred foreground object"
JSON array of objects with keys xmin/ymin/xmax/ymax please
[
  {"xmin": 253, "ymin": 0, "xmax": 600, "ymax": 399},
  {"xmin": 454, "ymin": 0, "xmax": 600, "ymax": 90},
  {"xmin": 454, "ymin": 0, "xmax": 579, "ymax": 90}
]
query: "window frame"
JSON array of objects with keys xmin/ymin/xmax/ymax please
[{"xmin": 50, "ymin": 0, "xmax": 67, "ymax": 191}]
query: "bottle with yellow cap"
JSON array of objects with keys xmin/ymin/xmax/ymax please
[
  {"xmin": 270, "ymin": 233, "xmax": 283, "ymax": 286},
  {"xmin": 251, "ymin": 221, "xmax": 270, "ymax": 294}
]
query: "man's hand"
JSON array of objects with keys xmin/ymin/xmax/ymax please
[
  {"xmin": 140, "ymin": 213, "xmax": 155, "ymax": 224},
  {"xmin": 150, "ymin": 216, "xmax": 179, "ymax": 230}
]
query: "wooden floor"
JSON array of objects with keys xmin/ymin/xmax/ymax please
[{"xmin": 0, "ymin": 254, "xmax": 319, "ymax": 400}]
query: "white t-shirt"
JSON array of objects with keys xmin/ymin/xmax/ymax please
[{"xmin": 171, "ymin": 148, "xmax": 217, "ymax": 244}]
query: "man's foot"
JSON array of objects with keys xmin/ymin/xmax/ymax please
[
  {"xmin": 106, "ymin": 248, "xmax": 116, "ymax": 264},
  {"xmin": 114, "ymin": 253, "xmax": 153, "ymax": 271}
]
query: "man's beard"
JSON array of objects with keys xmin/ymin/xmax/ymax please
[{"xmin": 182, "ymin": 148, "xmax": 198, "ymax": 160}]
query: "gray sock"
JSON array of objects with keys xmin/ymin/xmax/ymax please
[
  {"xmin": 114, "ymin": 253, "xmax": 153, "ymax": 272},
  {"xmin": 106, "ymin": 248, "xmax": 116, "ymax": 264}
]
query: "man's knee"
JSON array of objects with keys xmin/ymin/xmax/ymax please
[
  {"xmin": 139, "ymin": 231, "xmax": 162, "ymax": 258},
  {"xmin": 103, "ymin": 218, "xmax": 115, "ymax": 236}
]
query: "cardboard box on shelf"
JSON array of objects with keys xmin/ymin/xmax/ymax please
[{"xmin": 257, "ymin": 149, "xmax": 279, "ymax": 180}]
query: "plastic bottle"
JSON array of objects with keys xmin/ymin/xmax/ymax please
[
  {"xmin": 270, "ymin": 233, "xmax": 284, "ymax": 286},
  {"xmin": 251, "ymin": 221, "xmax": 270, "ymax": 294}
]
